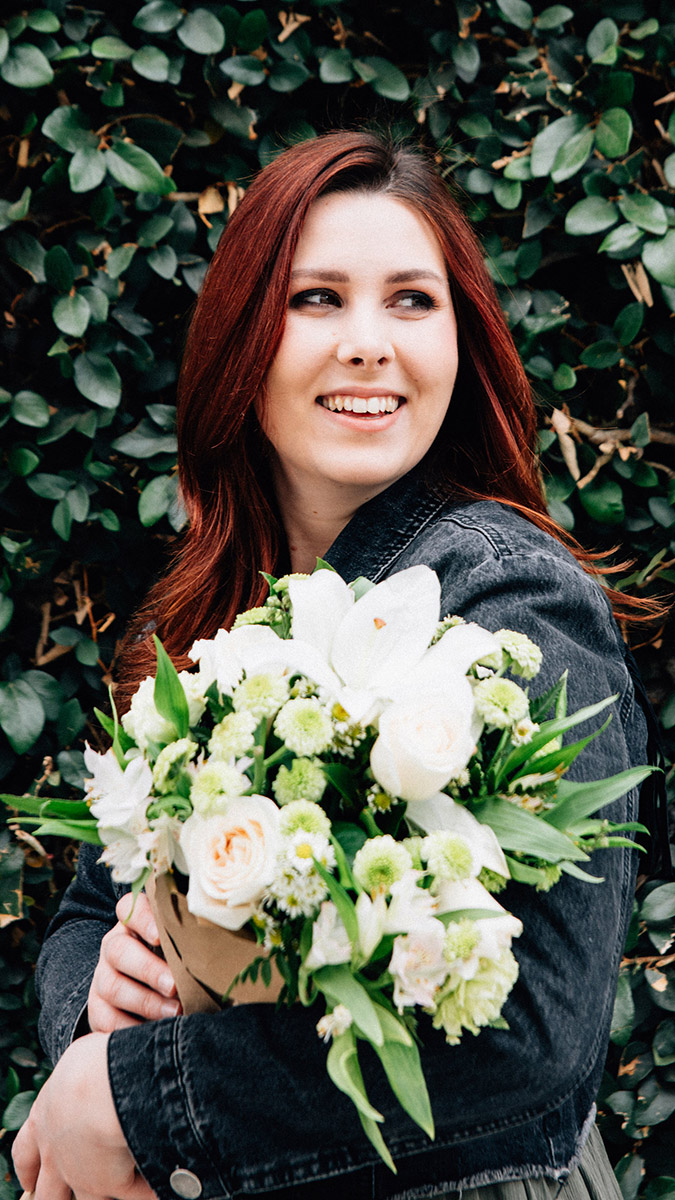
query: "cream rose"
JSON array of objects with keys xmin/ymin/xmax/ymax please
[
  {"xmin": 370, "ymin": 679, "xmax": 480, "ymax": 803},
  {"xmin": 180, "ymin": 796, "xmax": 281, "ymax": 930}
]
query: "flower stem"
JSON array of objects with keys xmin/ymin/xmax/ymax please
[{"xmin": 360, "ymin": 809, "xmax": 380, "ymax": 837}]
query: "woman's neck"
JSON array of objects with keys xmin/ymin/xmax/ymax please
[{"xmin": 273, "ymin": 467, "xmax": 384, "ymax": 574}]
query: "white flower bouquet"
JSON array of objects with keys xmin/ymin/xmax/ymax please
[{"xmin": 4, "ymin": 563, "xmax": 651, "ymax": 1171}]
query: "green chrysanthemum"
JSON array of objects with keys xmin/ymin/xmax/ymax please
[
  {"xmin": 208, "ymin": 711, "xmax": 258, "ymax": 761},
  {"xmin": 232, "ymin": 605, "xmax": 282, "ymax": 629},
  {"xmin": 232, "ymin": 672, "xmax": 289, "ymax": 721},
  {"xmin": 279, "ymin": 798, "xmax": 331, "ymax": 837},
  {"xmin": 190, "ymin": 761, "xmax": 247, "ymax": 816},
  {"xmin": 443, "ymin": 919, "xmax": 480, "ymax": 965},
  {"xmin": 353, "ymin": 835, "xmax": 412, "ymax": 895},
  {"xmin": 273, "ymin": 757, "xmax": 326, "ymax": 805},
  {"xmin": 423, "ymin": 831, "xmax": 475, "ymax": 882},
  {"xmin": 478, "ymin": 867, "xmax": 508, "ymax": 895},
  {"xmin": 473, "ymin": 677, "xmax": 529, "ymax": 729},
  {"xmin": 432, "ymin": 949, "xmax": 519, "ymax": 1044},
  {"xmin": 496, "ymin": 629, "xmax": 543, "ymax": 680},
  {"xmin": 152, "ymin": 737, "xmax": 198, "ymax": 795},
  {"xmin": 274, "ymin": 698, "xmax": 333, "ymax": 756}
]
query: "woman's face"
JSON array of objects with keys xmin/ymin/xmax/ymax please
[{"xmin": 259, "ymin": 191, "xmax": 458, "ymax": 501}]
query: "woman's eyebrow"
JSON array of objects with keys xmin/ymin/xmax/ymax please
[{"xmin": 290, "ymin": 268, "xmax": 446, "ymax": 284}]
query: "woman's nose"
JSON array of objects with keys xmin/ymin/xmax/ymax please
[{"xmin": 335, "ymin": 310, "xmax": 395, "ymax": 369}]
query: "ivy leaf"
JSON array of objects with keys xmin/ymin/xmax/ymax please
[
  {"xmin": 595, "ymin": 108, "xmax": 633, "ymax": 159},
  {"xmin": 104, "ymin": 143, "xmax": 175, "ymax": 195},
  {"xmin": 530, "ymin": 115, "xmax": 584, "ymax": 178},
  {"xmin": 52, "ymin": 293, "xmax": 91, "ymax": 338},
  {"xmin": 268, "ymin": 61, "xmax": 310, "ymax": 92},
  {"xmin": 91, "ymin": 36, "xmax": 133, "ymax": 59},
  {"xmin": 565, "ymin": 197, "xmax": 618, "ymax": 236},
  {"xmin": 2, "ymin": 1090, "xmax": 36, "ymax": 1131},
  {"xmin": 579, "ymin": 478, "xmax": 625, "ymax": 525},
  {"xmin": 177, "ymin": 9, "xmax": 226, "ymax": 54},
  {"xmin": 147, "ymin": 244, "xmax": 177, "ymax": 278},
  {"xmin": 599, "ymin": 223, "xmax": 642, "ymax": 254},
  {"xmin": 580, "ymin": 340, "xmax": 621, "ymax": 368},
  {"xmin": 220, "ymin": 54, "xmax": 265, "ymax": 85},
  {"xmin": 642, "ymin": 232, "xmax": 675, "ymax": 287},
  {"xmin": 0, "ymin": 679, "xmax": 45, "ymax": 754},
  {"xmin": 641, "ymin": 884, "xmax": 675, "ymax": 924},
  {"xmin": 42, "ymin": 105, "xmax": 96, "ymax": 152},
  {"xmin": 551, "ymin": 127, "xmax": 594, "ymax": 183},
  {"xmin": 11, "ymin": 391, "xmax": 50, "ymax": 427},
  {"xmin": 586, "ymin": 18, "xmax": 620, "ymax": 64},
  {"xmin": 496, "ymin": 0, "xmax": 533, "ymax": 29},
  {"xmin": 535, "ymin": 6, "xmax": 573, "ymax": 29},
  {"xmin": 139, "ymin": 474, "xmax": 179, "ymax": 525},
  {"xmin": 236, "ymin": 9, "xmax": 269, "ymax": 52},
  {"xmin": 618, "ymin": 194, "xmax": 668, "ymax": 235},
  {"xmin": 44, "ymin": 245, "xmax": 75, "ymax": 291},
  {"xmin": 73, "ymin": 352, "xmax": 122, "ymax": 409},
  {"xmin": 319, "ymin": 48, "xmax": 354, "ymax": 83},
  {"xmin": 1, "ymin": 43, "xmax": 54, "ymax": 89},
  {"xmin": 611, "ymin": 975, "xmax": 635, "ymax": 1047}
]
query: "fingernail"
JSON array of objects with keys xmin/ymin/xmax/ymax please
[
  {"xmin": 161, "ymin": 999, "xmax": 181, "ymax": 1018},
  {"xmin": 159, "ymin": 970, "xmax": 176, "ymax": 996}
]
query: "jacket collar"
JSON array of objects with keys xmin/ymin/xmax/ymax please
[{"xmin": 324, "ymin": 467, "xmax": 449, "ymax": 583}]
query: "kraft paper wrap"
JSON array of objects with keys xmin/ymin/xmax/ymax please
[{"xmin": 145, "ymin": 872, "xmax": 283, "ymax": 1011}]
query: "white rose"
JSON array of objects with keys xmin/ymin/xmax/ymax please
[
  {"xmin": 180, "ymin": 796, "xmax": 281, "ymax": 930},
  {"xmin": 370, "ymin": 680, "xmax": 480, "ymax": 803}
]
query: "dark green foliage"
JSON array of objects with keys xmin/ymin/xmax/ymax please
[{"xmin": 0, "ymin": 0, "xmax": 673, "ymax": 1194}]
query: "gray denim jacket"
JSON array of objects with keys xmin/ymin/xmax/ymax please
[{"xmin": 36, "ymin": 470, "xmax": 648, "ymax": 1200}]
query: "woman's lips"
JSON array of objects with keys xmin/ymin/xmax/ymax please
[{"xmin": 317, "ymin": 394, "xmax": 404, "ymax": 415}]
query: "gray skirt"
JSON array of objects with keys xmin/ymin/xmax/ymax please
[{"xmin": 441, "ymin": 1127, "xmax": 621, "ymax": 1200}]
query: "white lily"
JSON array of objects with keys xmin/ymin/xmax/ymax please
[{"xmin": 355, "ymin": 889, "xmax": 387, "ymax": 958}]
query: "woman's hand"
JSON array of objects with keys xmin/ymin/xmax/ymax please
[
  {"xmin": 12, "ymin": 1032, "xmax": 157, "ymax": 1200},
  {"xmin": 88, "ymin": 892, "xmax": 182, "ymax": 1032}
]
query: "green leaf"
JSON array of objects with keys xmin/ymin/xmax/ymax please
[
  {"xmin": 52, "ymin": 496, "xmax": 72, "ymax": 540},
  {"xmin": 319, "ymin": 48, "xmax": 354, "ymax": 84},
  {"xmin": 326, "ymin": 1030, "xmax": 383, "ymax": 1122},
  {"xmin": 69, "ymin": 146, "xmax": 107, "ymax": 193},
  {"xmin": 353, "ymin": 57, "xmax": 409, "ymax": 101},
  {"xmin": 646, "ymin": 968, "xmax": 675, "ymax": 1013},
  {"xmin": 105, "ymin": 143, "xmax": 175, "ymax": 195},
  {"xmin": 314, "ymin": 965, "xmax": 384, "ymax": 1045},
  {"xmin": 91, "ymin": 36, "xmax": 133, "ymax": 59},
  {"xmin": 496, "ymin": 0, "xmax": 533, "ymax": 29},
  {"xmin": 551, "ymin": 127, "xmax": 594, "ymax": 183},
  {"xmin": 553, "ymin": 363, "xmax": 576, "ymax": 391},
  {"xmin": 53, "ymin": 293, "xmax": 91, "ymax": 338},
  {"xmin": 0, "ymin": 679, "xmax": 45, "ymax": 754},
  {"xmin": 133, "ymin": 1, "xmax": 184, "ymax": 33},
  {"xmin": 139, "ymin": 474, "xmax": 178, "ymax": 525},
  {"xmin": 111, "ymin": 418, "xmax": 177, "ymax": 457},
  {"xmin": 0, "ymin": 595, "xmax": 14, "ymax": 632},
  {"xmin": 579, "ymin": 340, "xmax": 621, "ymax": 369},
  {"xmin": 599, "ymin": 223, "xmax": 642, "ymax": 254},
  {"xmin": 147, "ymin": 244, "xmax": 178, "ymax": 278},
  {"xmin": 45, "ymin": 245, "xmax": 75, "ymax": 291},
  {"xmin": 618, "ymin": 194, "xmax": 668, "ymax": 235},
  {"xmin": 11, "ymin": 390, "xmax": 50, "ymax": 427},
  {"xmin": 535, "ymin": 6, "xmax": 573, "ymax": 29},
  {"xmin": 614, "ymin": 303, "xmax": 644, "ymax": 345},
  {"xmin": 237, "ymin": 9, "xmax": 269, "ymax": 52},
  {"xmin": 268, "ymin": 61, "xmax": 311, "ymax": 92},
  {"xmin": 642, "ymin": 232, "xmax": 675, "ymax": 287},
  {"xmin": 630, "ymin": 18, "xmax": 659, "ymax": 41},
  {"xmin": 493, "ymin": 179, "xmax": 522, "ymax": 210},
  {"xmin": 177, "ymin": 9, "xmax": 226, "ymax": 54},
  {"xmin": 565, "ymin": 197, "xmax": 618, "ymax": 236},
  {"xmin": 1, "ymin": 44, "xmax": 54, "ymax": 89},
  {"xmin": 653, "ymin": 1022, "xmax": 675, "ymax": 1067},
  {"xmin": 311, "ymin": 858, "xmax": 359, "ymax": 952},
  {"xmin": 664, "ymin": 154, "xmax": 675, "ymax": 189},
  {"xmin": 545, "ymin": 766, "xmax": 654, "ymax": 829},
  {"xmin": 473, "ymin": 798, "xmax": 587, "ymax": 863},
  {"xmin": 587, "ymin": 18, "xmax": 620, "ymax": 64},
  {"xmin": 530, "ymin": 115, "xmax": 584, "ymax": 178},
  {"xmin": 373, "ymin": 1034, "xmax": 434, "ymax": 1138},
  {"xmin": 596, "ymin": 109, "xmax": 633, "ymax": 159},
  {"xmin": 42, "ymin": 105, "xmax": 95, "ymax": 152},
  {"xmin": 649, "ymin": 497, "xmax": 675, "ymax": 528},
  {"xmin": 641, "ymin": 884, "xmax": 675, "ymax": 924},
  {"xmin": 107, "ymin": 244, "xmax": 137, "ymax": 279},
  {"xmin": 220, "ymin": 54, "xmax": 265, "ymax": 86},
  {"xmin": 132, "ymin": 46, "xmax": 170, "ymax": 82},
  {"xmin": 153, "ymin": 634, "xmax": 189, "ymax": 737},
  {"xmin": 579, "ymin": 478, "xmax": 625, "ymax": 525},
  {"xmin": 610, "ymin": 975, "xmax": 635, "ymax": 1047},
  {"xmin": 74, "ymin": 352, "xmax": 122, "ymax": 409},
  {"xmin": 0, "ymin": 186, "xmax": 32, "ymax": 232},
  {"xmin": 2, "ymin": 1091, "xmax": 36, "ymax": 1131}
]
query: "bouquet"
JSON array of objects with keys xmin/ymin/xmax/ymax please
[{"xmin": 4, "ymin": 563, "xmax": 651, "ymax": 1172}]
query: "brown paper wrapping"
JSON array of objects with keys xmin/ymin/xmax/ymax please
[{"xmin": 145, "ymin": 873, "xmax": 283, "ymax": 1011}]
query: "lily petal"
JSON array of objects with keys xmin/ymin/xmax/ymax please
[
  {"xmin": 289, "ymin": 571, "xmax": 354, "ymax": 660},
  {"xmin": 410, "ymin": 793, "xmax": 510, "ymax": 878}
]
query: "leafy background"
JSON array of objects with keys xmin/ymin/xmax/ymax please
[{"xmin": 0, "ymin": 0, "xmax": 674, "ymax": 1196}]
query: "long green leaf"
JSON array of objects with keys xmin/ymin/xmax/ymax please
[
  {"xmin": 511, "ymin": 718, "xmax": 610, "ymax": 780},
  {"xmin": 373, "ymin": 1036, "xmax": 434, "ymax": 1139},
  {"xmin": 153, "ymin": 634, "xmax": 189, "ymax": 738},
  {"xmin": 326, "ymin": 1029, "xmax": 383, "ymax": 1121},
  {"xmin": 544, "ymin": 765, "xmax": 655, "ymax": 829},
  {"xmin": 17, "ymin": 817, "xmax": 102, "ymax": 844},
  {"xmin": 529, "ymin": 671, "xmax": 568, "ymax": 722},
  {"xmin": 475, "ymin": 798, "xmax": 588, "ymax": 862},
  {"xmin": 357, "ymin": 1109, "xmax": 396, "ymax": 1173},
  {"xmin": 314, "ymin": 965, "xmax": 383, "ymax": 1045},
  {"xmin": 494, "ymin": 695, "xmax": 617, "ymax": 785}
]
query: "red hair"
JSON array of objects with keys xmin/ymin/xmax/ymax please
[{"xmin": 115, "ymin": 131, "xmax": 655, "ymax": 710}]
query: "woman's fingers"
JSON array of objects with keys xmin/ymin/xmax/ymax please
[
  {"xmin": 87, "ymin": 911, "xmax": 181, "ymax": 1031},
  {"xmin": 115, "ymin": 892, "xmax": 160, "ymax": 946},
  {"xmin": 104, "ymin": 925, "xmax": 178, "ymax": 998}
]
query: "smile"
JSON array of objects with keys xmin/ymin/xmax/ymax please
[{"xmin": 317, "ymin": 394, "xmax": 403, "ymax": 415}]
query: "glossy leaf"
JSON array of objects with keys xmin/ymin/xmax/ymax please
[
  {"xmin": 642, "ymin": 232, "xmax": 675, "ymax": 287},
  {"xmin": 1, "ymin": 44, "xmax": 54, "ymax": 88},
  {"xmin": 0, "ymin": 679, "xmax": 44, "ymax": 754},
  {"xmin": 104, "ymin": 143, "xmax": 175, "ymax": 195},
  {"xmin": 177, "ymin": 9, "xmax": 225, "ymax": 54},
  {"xmin": 595, "ymin": 108, "xmax": 633, "ymax": 159},
  {"xmin": 565, "ymin": 197, "xmax": 618, "ymax": 236},
  {"xmin": 133, "ymin": 1, "xmax": 183, "ymax": 33}
]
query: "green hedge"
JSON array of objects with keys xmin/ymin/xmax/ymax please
[{"xmin": 0, "ymin": 1, "xmax": 673, "ymax": 1197}]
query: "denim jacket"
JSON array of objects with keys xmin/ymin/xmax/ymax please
[{"xmin": 36, "ymin": 470, "xmax": 648, "ymax": 1200}]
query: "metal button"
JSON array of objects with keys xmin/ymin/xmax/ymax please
[{"xmin": 169, "ymin": 1167, "xmax": 203, "ymax": 1198}]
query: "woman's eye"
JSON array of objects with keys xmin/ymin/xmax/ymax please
[
  {"xmin": 290, "ymin": 288, "xmax": 341, "ymax": 309},
  {"xmin": 392, "ymin": 291, "xmax": 438, "ymax": 311}
]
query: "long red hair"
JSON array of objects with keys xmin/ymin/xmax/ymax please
[{"xmin": 115, "ymin": 131, "xmax": 653, "ymax": 711}]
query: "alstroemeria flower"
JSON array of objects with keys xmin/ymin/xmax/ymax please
[
  {"xmin": 435, "ymin": 876, "xmax": 523, "ymax": 973},
  {"xmin": 84, "ymin": 744, "xmax": 152, "ymax": 832},
  {"xmin": 409, "ymin": 792, "xmax": 509, "ymax": 879}
]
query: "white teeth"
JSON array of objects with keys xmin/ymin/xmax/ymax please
[{"xmin": 319, "ymin": 394, "xmax": 401, "ymax": 415}]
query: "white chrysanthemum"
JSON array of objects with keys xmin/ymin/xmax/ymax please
[
  {"xmin": 274, "ymin": 698, "xmax": 333, "ymax": 756},
  {"xmin": 353, "ymin": 835, "xmax": 413, "ymax": 895},
  {"xmin": 316, "ymin": 1005, "xmax": 353, "ymax": 1042},
  {"xmin": 422, "ymin": 831, "xmax": 477, "ymax": 882},
  {"xmin": 232, "ymin": 672, "xmax": 289, "ymax": 721},
  {"xmin": 432, "ymin": 949, "xmax": 519, "ymax": 1044},
  {"xmin": 208, "ymin": 711, "xmax": 258, "ymax": 760},
  {"xmin": 495, "ymin": 630, "xmax": 543, "ymax": 680},
  {"xmin": 121, "ymin": 676, "xmax": 175, "ymax": 752},
  {"xmin": 511, "ymin": 716, "xmax": 540, "ymax": 746},
  {"xmin": 273, "ymin": 758, "xmax": 326, "ymax": 805},
  {"xmin": 269, "ymin": 867, "xmax": 330, "ymax": 917},
  {"xmin": 252, "ymin": 907, "xmax": 283, "ymax": 951},
  {"xmin": 282, "ymin": 830, "xmax": 335, "ymax": 876},
  {"xmin": 366, "ymin": 785, "xmax": 396, "ymax": 814},
  {"xmin": 190, "ymin": 760, "xmax": 248, "ymax": 816},
  {"xmin": 473, "ymin": 677, "xmax": 530, "ymax": 729},
  {"xmin": 279, "ymin": 798, "xmax": 331, "ymax": 838},
  {"xmin": 152, "ymin": 737, "xmax": 198, "ymax": 794}
]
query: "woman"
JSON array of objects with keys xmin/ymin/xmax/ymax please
[{"xmin": 14, "ymin": 131, "xmax": 653, "ymax": 1200}]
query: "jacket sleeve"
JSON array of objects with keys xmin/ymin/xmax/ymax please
[{"xmin": 37, "ymin": 542, "xmax": 648, "ymax": 1200}]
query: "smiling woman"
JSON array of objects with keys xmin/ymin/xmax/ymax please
[{"xmin": 18, "ymin": 131, "xmax": 661, "ymax": 1200}]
